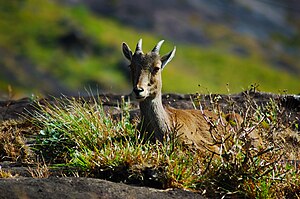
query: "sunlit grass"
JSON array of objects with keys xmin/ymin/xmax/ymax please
[
  {"xmin": 32, "ymin": 95, "xmax": 206, "ymax": 189},
  {"xmin": 27, "ymin": 93, "xmax": 300, "ymax": 197}
]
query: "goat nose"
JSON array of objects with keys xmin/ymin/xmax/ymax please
[{"xmin": 133, "ymin": 87, "xmax": 144, "ymax": 95}]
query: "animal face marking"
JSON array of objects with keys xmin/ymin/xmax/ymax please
[{"xmin": 122, "ymin": 40, "xmax": 175, "ymax": 101}]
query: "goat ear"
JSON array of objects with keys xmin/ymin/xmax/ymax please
[
  {"xmin": 122, "ymin": 42, "xmax": 133, "ymax": 61},
  {"xmin": 161, "ymin": 46, "xmax": 176, "ymax": 69}
]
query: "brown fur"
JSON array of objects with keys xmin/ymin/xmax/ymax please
[{"xmin": 122, "ymin": 39, "xmax": 262, "ymax": 152}]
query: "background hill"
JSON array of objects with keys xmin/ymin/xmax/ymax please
[{"xmin": 0, "ymin": 0, "xmax": 300, "ymax": 99}]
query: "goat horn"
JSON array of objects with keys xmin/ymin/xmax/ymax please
[
  {"xmin": 135, "ymin": 39, "xmax": 143, "ymax": 54},
  {"xmin": 152, "ymin": 40, "xmax": 165, "ymax": 54}
]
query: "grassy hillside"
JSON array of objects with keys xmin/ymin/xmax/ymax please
[{"xmin": 0, "ymin": 0, "xmax": 299, "ymax": 99}]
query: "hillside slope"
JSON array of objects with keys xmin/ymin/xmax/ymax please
[
  {"xmin": 74, "ymin": 0, "xmax": 300, "ymax": 74},
  {"xmin": 0, "ymin": 0, "xmax": 299, "ymax": 99}
]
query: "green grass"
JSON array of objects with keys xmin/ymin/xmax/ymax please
[
  {"xmin": 0, "ymin": 0, "xmax": 299, "ymax": 98},
  {"xmin": 31, "ymin": 95, "xmax": 205, "ymax": 188},
  {"xmin": 169, "ymin": 45, "xmax": 300, "ymax": 94},
  {"xmin": 25, "ymin": 93, "xmax": 300, "ymax": 198}
]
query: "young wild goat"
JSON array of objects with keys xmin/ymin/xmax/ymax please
[{"xmin": 122, "ymin": 39, "xmax": 261, "ymax": 152}]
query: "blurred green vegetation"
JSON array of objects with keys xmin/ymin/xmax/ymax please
[{"xmin": 0, "ymin": 0, "xmax": 299, "ymax": 99}]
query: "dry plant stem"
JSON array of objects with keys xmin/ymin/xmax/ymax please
[{"xmin": 203, "ymin": 153, "xmax": 215, "ymax": 175}]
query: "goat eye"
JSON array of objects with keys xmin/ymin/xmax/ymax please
[{"xmin": 153, "ymin": 66, "xmax": 160, "ymax": 73}]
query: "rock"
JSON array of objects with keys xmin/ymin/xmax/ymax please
[{"xmin": 0, "ymin": 177, "xmax": 203, "ymax": 199}]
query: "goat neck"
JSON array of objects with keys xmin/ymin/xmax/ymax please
[{"xmin": 139, "ymin": 93, "xmax": 171, "ymax": 141}]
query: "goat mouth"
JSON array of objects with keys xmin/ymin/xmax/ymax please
[
  {"xmin": 135, "ymin": 95, "xmax": 146, "ymax": 102},
  {"xmin": 135, "ymin": 96, "xmax": 146, "ymax": 101},
  {"xmin": 130, "ymin": 91, "xmax": 147, "ymax": 101}
]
